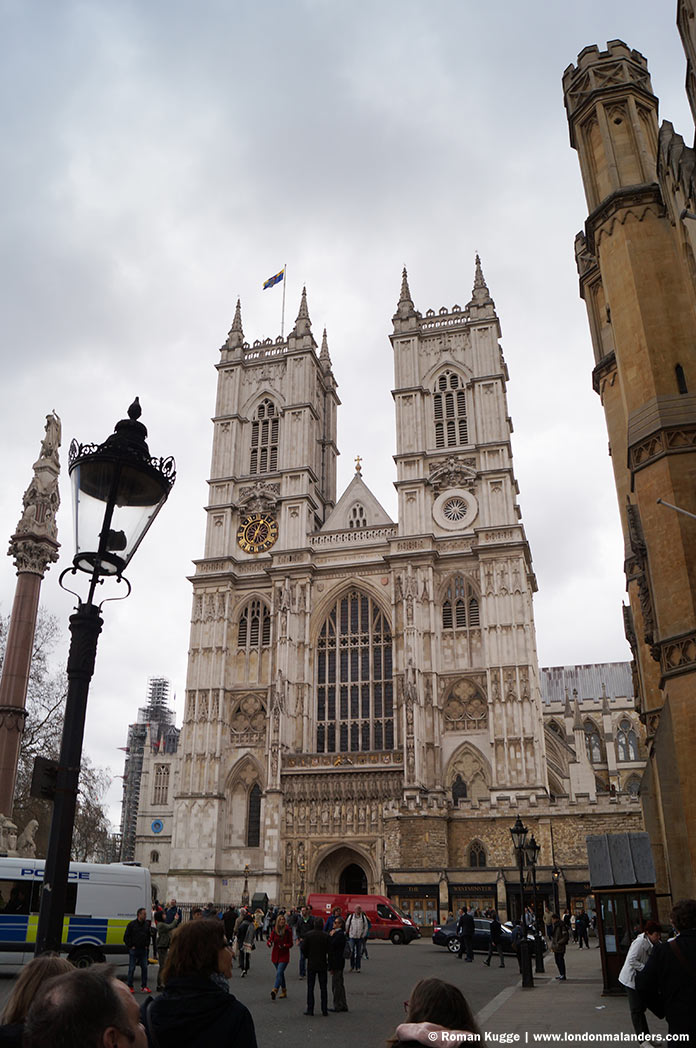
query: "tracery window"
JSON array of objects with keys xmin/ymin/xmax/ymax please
[
  {"xmin": 250, "ymin": 399, "xmax": 279, "ymax": 475},
  {"xmin": 433, "ymin": 371, "xmax": 468, "ymax": 449},
  {"xmin": 442, "ymin": 576, "xmax": 480, "ymax": 630},
  {"xmin": 247, "ymin": 783, "xmax": 262, "ymax": 847},
  {"xmin": 153, "ymin": 764, "xmax": 170, "ymax": 805},
  {"xmin": 348, "ymin": 503, "xmax": 367, "ymax": 529},
  {"xmin": 583, "ymin": 719, "xmax": 603, "ymax": 764},
  {"xmin": 625, "ymin": 777, "xmax": 641, "ymax": 796},
  {"xmin": 150, "ymin": 851, "xmax": 160, "ymax": 864},
  {"xmin": 616, "ymin": 719, "xmax": 639, "ymax": 761},
  {"xmin": 316, "ymin": 590, "xmax": 393, "ymax": 753},
  {"xmin": 237, "ymin": 599, "xmax": 271, "ymax": 649},
  {"xmin": 469, "ymin": 840, "xmax": 486, "ymax": 867}
]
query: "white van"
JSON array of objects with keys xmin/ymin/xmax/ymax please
[{"xmin": 0, "ymin": 857, "xmax": 151, "ymax": 971}]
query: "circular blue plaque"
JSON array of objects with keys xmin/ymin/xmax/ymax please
[{"xmin": 151, "ymin": 819, "xmax": 164, "ymax": 834}]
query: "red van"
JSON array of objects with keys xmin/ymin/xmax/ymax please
[{"xmin": 306, "ymin": 893, "xmax": 420, "ymax": 944}]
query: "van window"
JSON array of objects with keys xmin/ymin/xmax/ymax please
[
  {"xmin": 33, "ymin": 882, "xmax": 77, "ymax": 916},
  {"xmin": 376, "ymin": 903, "xmax": 397, "ymax": 920},
  {"xmin": 0, "ymin": 880, "xmax": 31, "ymax": 914}
]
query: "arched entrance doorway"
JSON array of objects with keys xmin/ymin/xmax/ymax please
[
  {"xmin": 339, "ymin": 863, "xmax": 367, "ymax": 894},
  {"xmin": 313, "ymin": 845, "xmax": 374, "ymax": 894}
]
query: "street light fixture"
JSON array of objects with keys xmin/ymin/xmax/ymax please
[
  {"xmin": 524, "ymin": 834, "xmax": 545, "ymax": 973},
  {"xmin": 509, "ymin": 815, "xmax": 534, "ymax": 988},
  {"xmin": 34, "ymin": 400, "xmax": 175, "ymax": 956}
]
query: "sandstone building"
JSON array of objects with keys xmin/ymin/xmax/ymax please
[
  {"xmin": 133, "ymin": 268, "xmax": 645, "ymax": 922},
  {"xmin": 563, "ymin": 4, "xmax": 696, "ymax": 905}
]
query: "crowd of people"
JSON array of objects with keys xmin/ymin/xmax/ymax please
[{"xmin": 0, "ymin": 897, "xmax": 693, "ymax": 1045}]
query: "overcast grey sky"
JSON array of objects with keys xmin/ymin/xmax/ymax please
[{"xmin": 0, "ymin": 1, "xmax": 690, "ymax": 828}]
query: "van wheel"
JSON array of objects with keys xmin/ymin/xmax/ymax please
[
  {"xmin": 390, "ymin": 930, "xmax": 404, "ymax": 944},
  {"xmin": 69, "ymin": 947, "xmax": 103, "ymax": 969}
]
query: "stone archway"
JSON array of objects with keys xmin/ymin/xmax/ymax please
[
  {"xmin": 313, "ymin": 845, "xmax": 374, "ymax": 894},
  {"xmin": 339, "ymin": 863, "xmax": 367, "ymax": 894}
]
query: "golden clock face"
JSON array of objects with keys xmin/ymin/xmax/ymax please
[{"xmin": 236, "ymin": 513, "xmax": 279, "ymax": 554}]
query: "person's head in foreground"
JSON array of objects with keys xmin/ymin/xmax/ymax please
[
  {"xmin": 642, "ymin": 919, "xmax": 662, "ymax": 943},
  {"xmin": 23, "ymin": 963, "xmax": 146, "ymax": 1048},
  {"xmin": 161, "ymin": 916, "xmax": 233, "ymax": 985},
  {"xmin": 389, "ymin": 977, "xmax": 481, "ymax": 1046},
  {"xmin": 671, "ymin": 899, "xmax": 696, "ymax": 934},
  {"xmin": 0, "ymin": 953, "xmax": 73, "ymax": 1025}
]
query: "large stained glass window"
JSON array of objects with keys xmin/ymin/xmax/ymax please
[{"xmin": 316, "ymin": 590, "xmax": 393, "ymax": 753}]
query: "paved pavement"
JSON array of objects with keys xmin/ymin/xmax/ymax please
[{"xmin": 479, "ymin": 942, "xmax": 670, "ymax": 1042}]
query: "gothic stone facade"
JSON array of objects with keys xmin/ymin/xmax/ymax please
[
  {"xmin": 563, "ymin": 15, "xmax": 696, "ymax": 905},
  {"xmin": 138, "ymin": 266, "xmax": 644, "ymax": 920}
]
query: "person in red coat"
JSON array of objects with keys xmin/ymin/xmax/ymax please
[{"xmin": 267, "ymin": 913, "xmax": 294, "ymax": 1000}]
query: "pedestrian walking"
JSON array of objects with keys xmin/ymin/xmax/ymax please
[
  {"xmin": 456, "ymin": 908, "xmax": 474, "ymax": 962},
  {"xmin": 296, "ymin": 905, "xmax": 314, "ymax": 978},
  {"xmin": 483, "ymin": 912, "xmax": 505, "ymax": 968},
  {"xmin": 550, "ymin": 912, "xmax": 569, "ymax": 981},
  {"xmin": 302, "ymin": 917, "xmax": 331, "ymax": 1016},
  {"xmin": 388, "ymin": 978, "xmax": 482, "ymax": 1047},
  {"xmin": 155, "ymin": 909, "xmax": 181, "ymax": 991},
  {"xmin": 235, "ymin": 908, "xmax": 256, "ymax": 978},
  {"xmin": 576, "ymin": 909, "xmax": 589, "ymax": 949},
  {"xmin": 223, "ymin": 905, "xmax": 238, "ymax": 941},
  {"xmin": 267, "ymin": 912, "xmax": 293, "ymax": 1000},
  {"xmin": 636, "ymin": 899, "xmax": 696, "ymax": 1042},
  {"xmin": 346, "ymin": 905, "xmax": 369, "ymax": 972},
  {"xmin": 328, "ymin": 916, "xmax": 349, "ymax": 1012},
  {"xmin": 323, "ymin": 905, "xmax": 342, "ymax": 932},
  {"xmin": 618, "ymin": 920, "xmax": 661, "ymax": 1037},
  {"xmin": 164, "ymin": 898, "xmax": 181, "ymax": 925},
  {"xmin": 125, "ymin": 907, "xmax": 151, "ymax": 993},
  {"xmin": 570, "ymin": 912, "xmax": 577, "ymax": 943}
]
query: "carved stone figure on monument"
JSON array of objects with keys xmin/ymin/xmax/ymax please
[
  {"xmin": 16, "ymin": 818, "xmax": 38, "ymax": 858},
  {"xmin": 10, "ymin": 412, "xmax": 62, "ymax": 567}
]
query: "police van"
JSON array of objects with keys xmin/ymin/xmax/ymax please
[{"xmin": 0, "ymin": 857, "xmax": 151, "ymax": 970}]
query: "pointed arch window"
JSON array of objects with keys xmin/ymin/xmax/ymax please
[
  {"xmin": 583, "ymin": 719, "xmax": 603, "ymax": 764},
  {"xmin": 469, "ymin": 840, "xmax": 486, "ymax": 867},
  {"xmin": 316, "ymin": 590, "xmax": 393, "ymax": 754},
  {"xmin": 616, "ymin": 719, "xmax": 639, "ymax": 761},
  {"xmin": 237, "ymin": 599, "xmax": 271, "ymax": 649},
  {"xmin": 250, "ymin": 399, "xmax": 279, "ymax": 475},
  {"xmin": 625, "ymin": 776, "xmax": 641, "ymax": 796},
  {"xmin": 433, "ymin": 371, "xmax": 468, "ymax": 449},
  {"xmin": 247, "ymin": 784, "xmax": 262, "ymax": 847},
  {"xmin": 442, "ymin": 576, "xmax": 480, "ymax": 632},
  {"xmin": 152, "ymin": 764, "xmax": 170, "ymax": 806},
  {"xmin": 452, "ymin": 774, "xmax": 467, "ymax": 804}
]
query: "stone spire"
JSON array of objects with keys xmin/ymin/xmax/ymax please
[
  {"xmin": 468, "ymin": 254, "xmax": 494, "ymax": 309},
  {"xmin": 319, "ymin": 327, "xmax": 332, "ymax": 369},
  {"xmin": 224, "ymin": 298, "xmax": 244, "ymax": 350},
  {"xmin": 393, "ymin": 266, "xmax": 417, "ymax": 324},
  {"xmin": 292, "ymin": 286, "xmax": 312, "ymax": 338}
]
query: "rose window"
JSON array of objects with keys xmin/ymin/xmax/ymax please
[{"xmin": 443, "ymin": 497, "xmax": 467, "ymax": 521}]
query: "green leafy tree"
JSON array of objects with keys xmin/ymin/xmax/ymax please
[{"xmin": 0, "ymin": 608, "xmax": 113, "ymax": 860}]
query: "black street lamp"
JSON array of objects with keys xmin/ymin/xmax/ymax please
[
  {"xmin": 34, "ymin": 400, "xmax": 175, "ymax": 956},
  {"xmin": 524, "ymin": 834, "xmax": 545, "ymax": 973},
  {"xmin": 552, "ymin": 865, "xmax": 562, "ymax": 916},
  {"xmin": 509, "ymin": 815, "xmax": 534, "ymax": 988}
]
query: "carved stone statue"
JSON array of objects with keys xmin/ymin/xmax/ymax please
[
  {"xmin": 16, "ymin": 818, "xmax": 38, "ymax": 858},
  {"xmin": 9, "ymin": 412, "xmax": 62, "ymax": 574}
]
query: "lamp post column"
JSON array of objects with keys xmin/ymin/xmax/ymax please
[
  {"xmin": 34, "ymin": 602, "xmax": 102, "ymax": 955},
  {"xmin": 531, "ymin": 864, "xmax": 544, "ymax": 973},
  {"xmin": 517, "ymin": 854, "xmax": 534, "ymax": 988}
]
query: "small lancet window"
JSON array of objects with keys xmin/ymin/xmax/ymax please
[
  {"xmin": 676, "ymin": 364, "xmax": 688, "ymax": 394},
  {"xmin": 433, "ymin": 371, "xmax": 468, "ymax": 449},
  {"xmin": 348, "ymin": 503, "xmax": 367, "ymax": 529},
  {"xmin": 250, "ymin": 399, "xmax": 279, "ymax": 475}
]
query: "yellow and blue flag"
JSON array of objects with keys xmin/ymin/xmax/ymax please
[{"xmin": 263, "ymin": 268, "xmax": 285, "ymax": 290}]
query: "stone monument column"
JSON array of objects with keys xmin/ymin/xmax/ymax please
[{"xmin": 0, "ymin": 413, "xmax": 61, "ymax": 814}]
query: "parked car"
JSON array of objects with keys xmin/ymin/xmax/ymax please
[{"xmin": 431, "ymin": 917, "xmax": 546, "ymax": 955}]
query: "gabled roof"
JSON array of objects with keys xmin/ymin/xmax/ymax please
[{"xmin": 320, "ymin": 471, "xmax": 394, "ymax": 532}]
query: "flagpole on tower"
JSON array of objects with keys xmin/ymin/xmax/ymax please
[{"xmin": 281, "ymin": 264, "xmax": 287, "ymax": 338}]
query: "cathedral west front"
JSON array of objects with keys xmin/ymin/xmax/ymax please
[{"xmin": 134, "ymin": 261, "xmax": 646, "ymax": 925}]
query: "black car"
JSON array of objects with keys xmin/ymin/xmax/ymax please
[{"xmin": 431, "ymin": 918, "xmax": 546, "ymax": 955}]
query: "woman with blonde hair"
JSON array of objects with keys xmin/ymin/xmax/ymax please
[
  {"xmin": 388, "ymin": 978, "xmax": 482, "ymax": 1046},
  {"xmin": 267, "ymin": 912, "xmax": 293, "ymax": 1000},
  {"xmin": 0, "ymin": 954, "xmax": 72, "ymax": 1047}
]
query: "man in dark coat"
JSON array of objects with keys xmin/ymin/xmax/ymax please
[
  {"xmin": 456, "ymin": 908, "xmax": 475, "ymax": 961},
  {"xmin": 302, "ymin": 917, "xmax": 331, "ymax": 1016},
  {"xmin": 296, "ymin": 905, "xmax": 314, "ymax": 978},
  {"xmin": 636, "ymin": 898, "xmax": 696, "ymax": 1041},
  {"xmin": 328, "ymin": 916, "xmax": 349, "ymax": 1012},
  {"xmin": 550, "ymin": 912, "xmax": 569, "ymax": 981},
  {"xmin": 483, "ymin": 911, "xmax": 505, "ymax": 968},
  {"xmin": 124, "ymin": 907, "xmax": 152, "ymax": 992}
]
